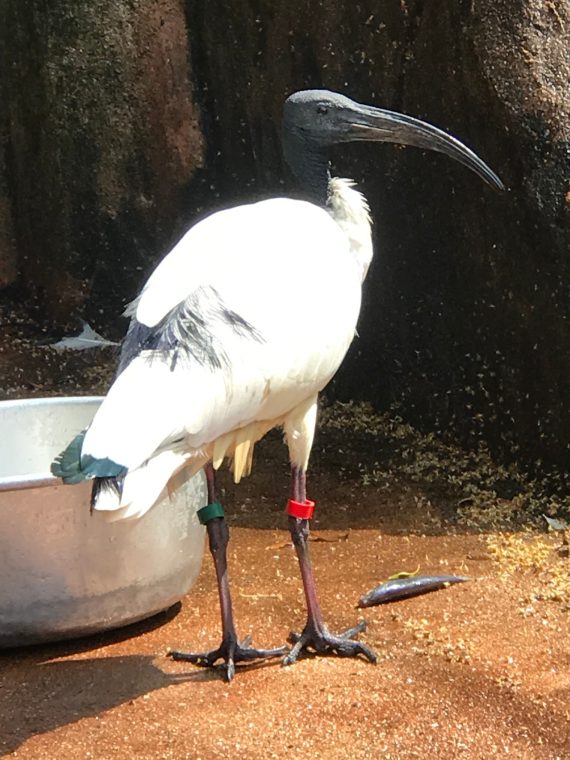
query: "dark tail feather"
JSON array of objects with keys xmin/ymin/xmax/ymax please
[
  {"xmin": 52, "ymin": 429, "xmax": 127, "ymax": 485},
  {"xmin": 90, "ymin": 476, "xmax": 125, "ymax": 513},
  {"xmin": 51, "ymin": 430, "xmax": 88, "ymax": 484}
]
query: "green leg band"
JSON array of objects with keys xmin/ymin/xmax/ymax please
[{"xmin": 197, "ymin": 501, "xmax": 225, "ymax": 525}]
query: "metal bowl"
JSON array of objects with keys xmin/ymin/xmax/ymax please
[{"xmin": 0, "ymin": 396, "xmax": 206, "ymax": 647}]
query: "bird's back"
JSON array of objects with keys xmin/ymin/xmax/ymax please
[{"xmin": 55, "ymin": 195, "xmax": 370, "ymax": 516}]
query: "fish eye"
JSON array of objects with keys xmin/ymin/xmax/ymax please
[{"xmin": 316, "ymin": 104, "xmax": 329, "ymax": 115}]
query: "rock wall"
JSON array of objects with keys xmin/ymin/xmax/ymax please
[
  {"xmin": 0, "ymin": 0, "xmax": 568, "ymax": 469},
  {"xmin": 0, "ymin": 0, "xmax": 204, "ymax": 323}
]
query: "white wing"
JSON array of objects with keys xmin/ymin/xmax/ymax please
[
  {"xmin": 83, "ymin": 197, "xmax": 363, "ymax": 477},
  {"xmin": 134, "ymin": 198, "xmax": 351, "ymax": 327}
]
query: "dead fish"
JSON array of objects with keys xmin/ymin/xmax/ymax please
[{"xmin": 357, "ymin": 575, "xmax": 469, "ymax": 608}]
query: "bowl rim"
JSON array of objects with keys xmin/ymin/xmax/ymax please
[{"xmin": 0, "ymin": 394, "xmax": 104, "ymax": 410}]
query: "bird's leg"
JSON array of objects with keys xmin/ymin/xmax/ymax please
[
  {"xmin": 168, "ymin": 463, "xmax": 287, "ymax": 681},
  {"xmin": 283, "ymin": 466, "xmax": 377, "ymax": 666}
]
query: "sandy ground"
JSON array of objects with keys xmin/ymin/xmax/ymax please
[
  {"xmin": 1, "ymin": 521, "xmax": 569, "ymax": 759},
  {"xmin": 1, "ymin": 298, "xmax": 569, "ymax": 759}
]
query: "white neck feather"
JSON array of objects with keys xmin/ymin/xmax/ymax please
[{"xmin": 327, "ymin": 177, "xmax": 373, "ymax": 281}]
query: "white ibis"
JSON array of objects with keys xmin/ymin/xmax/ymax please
[{"xmin": 53, "ymin": 89, "xmax": 503, "ymax": 680}]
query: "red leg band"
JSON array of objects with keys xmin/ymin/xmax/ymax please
[{"xmin": 286, "ymin": 499, "xmax": 315, "ymax": 519}]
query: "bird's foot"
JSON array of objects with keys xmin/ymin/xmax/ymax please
[
  {"xmin": 283, "ymin": 619, "xmax": 377, "ymax": 666},
  {"xmin": 167, "ymin": 634, "xmax": 288, "ymax": 681}
]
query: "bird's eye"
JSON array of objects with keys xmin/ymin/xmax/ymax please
[{"xmin": 316, "ymin": 105, "xmax": 329, "ymax": 115}]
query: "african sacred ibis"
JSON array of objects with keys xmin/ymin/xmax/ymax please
[{"xmin": 53, "ymin": 89, "xmax": 503, "ymax": 680}]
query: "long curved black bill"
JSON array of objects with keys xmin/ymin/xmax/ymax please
[{"xmin": 347, "ymin": 104, "xmax": 504, "ymax": 191}]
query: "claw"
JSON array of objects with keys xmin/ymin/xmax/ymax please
[
  {"xmin": 168, "ymin": 637, "xmax": 288, "ymax": 681},
  {"xmin": 283, "ymin": 620, "xmax": 377, "ymax": 666}
]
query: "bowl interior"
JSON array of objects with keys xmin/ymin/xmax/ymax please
[{"xmin": 0, "ymin": 397, "xmax": 103, "ymax": 480}]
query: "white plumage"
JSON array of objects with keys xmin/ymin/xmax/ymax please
[
  {"xmin": 82, "ymin": 180, "xmax": 371, "ymax": 519},
  {"xmin": 53, "ymin": 89, "xmax": 502, "ymax": 678}
]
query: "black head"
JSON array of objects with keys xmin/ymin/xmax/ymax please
[
  {"xmin": 282, "ymin": 89, "xmax": 504, "ymax": 195},
  {"xmin": 283, "ymin": 90, "xmax": 366, "ymax": 146}
]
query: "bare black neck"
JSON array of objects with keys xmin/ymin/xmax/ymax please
[{"xmin": 282, "ymin": 129, "xmax": 331, "ymax": 206}]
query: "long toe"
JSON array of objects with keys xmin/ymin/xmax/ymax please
[
  {"xmin": 168, "ymin": 648, "xmax": 222, "ymax": 668},
  {"xmin": 283, "ymin": 621, "xmax": 377, "ymax": 666},
  {"xmin": 168, "ymin": 637, "xmax": 288, "ymax": 681}
]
